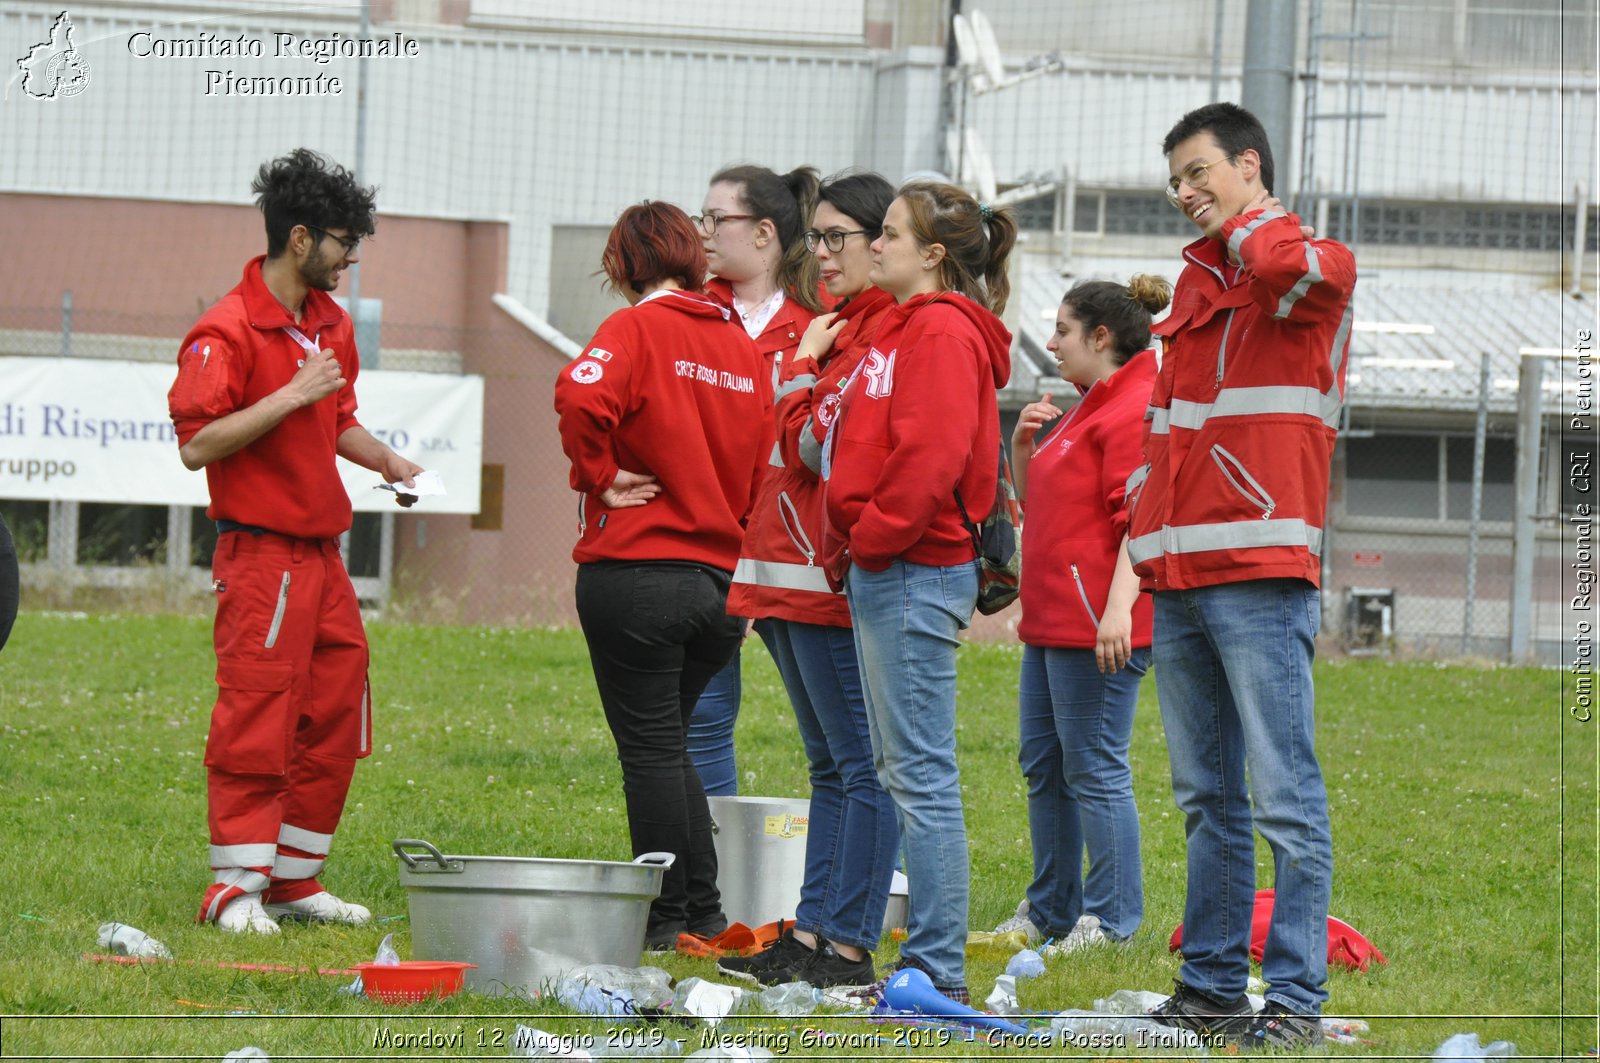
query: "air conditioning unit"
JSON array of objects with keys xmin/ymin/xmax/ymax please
[{"xmin": 1345, "ymin": 587, "xmax": 1395, "ymax": 654}]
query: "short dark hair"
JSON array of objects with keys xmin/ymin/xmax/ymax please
[
  {"xmin": 252, "ymin": 148, "xmax": 376, "ymax": 258},
  {"xmin": 1162, "ymin": 102, "xmax": 1275, "ymax": 194},
  {"xmin": 600, "ymin": 201, "xmax": 706, "ymax": 295},
  {"xmin": 817, "ymin": 169, "xmax": 895, "ymax": 239}
]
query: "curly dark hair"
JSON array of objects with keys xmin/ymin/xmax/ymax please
[{"xmin": 252, "ymin": 148, "xmax": 377, "ymax": 258}]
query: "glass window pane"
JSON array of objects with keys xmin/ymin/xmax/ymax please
[
  {"xmin": 1445, "ymin": 436, "xmax": 1516, "ymax": 520},
  {"xmin": 1344, "ymin": 434, "xmax": 1439, "ymax": 519}
]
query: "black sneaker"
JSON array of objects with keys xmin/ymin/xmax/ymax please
[
  {"xmin": 716, "ymin": 928, "xmax": 815, "ymax": 985},
  {"xmin": 643, "ymin": 920, "xmax": 686, "ymax": 952},
  {"xmin": 794, "ymin": 943, "xmax": 876, "ymax": 989},
  {"xmin": 1148, "ymin": 979, "xmax": 1256, "ymax": 1036},
  {"xmin": 1236, "ymin": 1002, "xmax": 1325, "ymax": 1053}
]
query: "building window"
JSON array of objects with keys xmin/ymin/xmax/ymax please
[
  {"xmin": 1562, "ymin": 432, "xmax": 1597, "ymax": 517},
  {"xmin": 1325, "ymin": 199, "xmax": 1598, "ymax": 253},
  {"xmin": 1346, "ymin": 432, "xmax": 1517, "ymax": 523}
]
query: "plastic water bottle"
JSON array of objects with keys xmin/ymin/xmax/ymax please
[
  {"xmin": 985, "ymin": 974, "xmax": 1019, "ymax": 1015},
  {"xmin": 684, "ymin": 1048, "xmax": 773, "ymax": 1062},
  {"xmin": 566, "ymin": 964, "xmax": 674, "ymax": 1010},
  {"xmin": 1050, "ymin": 1012, "xmax": 1200, "ymax": 1050},
  {"xmin": 220, "ymin": 1051, "xmax": 270, "ymax": 1062},
  {"xmin": 1005, "ymin": 949, "xmax": 1046, "ymax": 978},
  {"xmin": 97, "ymin": 922, "xmax": 173, "ymax": 960},
  {"xmin": 557, "ymin": 977, "xmax": 639, "ymax": 1018},
  {"xmin": 1092, "ymin": 988, "xmax": 1166, "ymax": 1014},
  {"xmin": 747, "ymin": 982, "xmax": 819, "ymax": 1016}
]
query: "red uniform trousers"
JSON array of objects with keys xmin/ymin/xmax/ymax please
[{"xmin": 198, "ymin": 529, "xmax": 371, "ymax": 923}]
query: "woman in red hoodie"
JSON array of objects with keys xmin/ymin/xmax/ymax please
[
  {"xmin": 684, "ymin": 165, "xmax": 822, "ymax": 797},
  {"xmin": 719, "ymin": 171, "xmax": 899, "ymax": 989},
  {"xmin": 554, "ymin": 202, "xmax": 771, "ymax": 950},
  {"xmin": 823, "ymin": 181, "xmax": 1016, "ymax": 1003},
  {"xmin": 994, "ymin": 276, "xmax": 1171, "ymax": 958}
]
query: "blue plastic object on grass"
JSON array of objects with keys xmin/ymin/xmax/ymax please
[
  {"xmin": 881, "ymin": 967, "xmax": 1029, "ymax": 1036},
  {"xmin": 1005, "ymin": 949, "xmax": 1045, "ymax": 978}
]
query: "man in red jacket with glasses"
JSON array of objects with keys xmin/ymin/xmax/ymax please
[
  {"xmin": 1130, "ymin": 104, "xmax": 1355, "ymax": 1052},
  {"xmin": 169, "ymin": 149, "xmax": 422, "ymax": 934}
]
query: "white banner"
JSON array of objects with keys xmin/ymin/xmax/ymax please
[{"xmin": 0, "ymin": 357, "xmax": 483, "ymax": 514}]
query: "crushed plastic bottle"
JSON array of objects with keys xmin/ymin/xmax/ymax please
[
  {"xmin": 746, "ymin": 981, "xmax": 819, "ymax": 1016},
  {"xmin": 1050, "ymin": 1011, "xmax": 1202, "ymax": 1050},
  {"xmin": 220, "ymin": 1051, "xmax": 270, "ymax": 1062},
  {"xmin": 670, "ymin": 977, "xmax": 745, "ymax": 1026},
  {"xmin": 97, "ymin": 922, "xmax": 173, "ymax": 960},
  {"xmin": 558, "ymin": 977, "xmax": 640, "ymax": 1018},
  {"xmin": 343, "ymin": 932, "xmax": 399, "ymax": 995},
  {"xmin": 1433, "ymin": 1032, "xmax": 1517, "ymax": 1060},
  {"xmin": 965, "ymin": 929, "xmax": 1030, "ymax": 954},
  {"xmin": 1092, "ymin": 988, "xmax": 1166, "ymax": 1015},
  {"xmin": 985, "ymin": 974, "xmax": 1020, "ymax": 1015},
  {"xmin": 1005, "ymin": 949, "xmax": 1046, "ymax": 978},
  {"xmin": 565, "ymin": 964, "xmax": 674, "ymax": 1010}
]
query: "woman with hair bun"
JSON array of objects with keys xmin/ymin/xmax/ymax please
[
  {"xmin": 685, "ymin": 164, "xmax": 823, "ymax": 798},
  {"xmin": 822, "ymin": 181, "xmax": 1017, "ymax": 1003},
  {"xmin": 992, "ymin": 274, "xmax": 1172, "ymax": 957},
  {"xmin": 555, "ymin": 200, "xmax": 771, "ymax": 950}
]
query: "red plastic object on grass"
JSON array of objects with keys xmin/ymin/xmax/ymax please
[
  {"xmin": 1168, "ymin": 888, "xmax": 1388, "ymax": 972},
  {"xmin": 352, "ymin": 960, "xmax": 477, "ymax": 1005}
]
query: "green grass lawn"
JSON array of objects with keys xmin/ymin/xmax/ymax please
[{"xmin": 0, "ymin": 611, "xmax": 1592, "ymax": 1059}]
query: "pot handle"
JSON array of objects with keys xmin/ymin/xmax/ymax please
[
  {"xmin": 632, "ymin": 851, "xmax": 676, "ymax": 870},
  {"xmin": 393, "ymin": 838, "xmax": 463, "ymax": 873}
]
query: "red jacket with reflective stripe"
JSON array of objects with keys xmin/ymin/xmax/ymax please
[
  {"xmin": 167, "ymin": 256, "xmax": 364, "ymax": 539},
  {"xmin": 1017, "ymin": 350, "xmax": 1156, "ymax": 649},
  {"xmin": 1126, "ymin": 208, "xmax": 1356, "ymax": 591},
  {"xmin": 554, "ymin": 289, "xmax": 772, "ymax": 570},
  {"xmin": 823, "ymin": 293, "xmax": 1013, "ymax": 573},
  {"xmin": 727, "ymin": 286, "xmax": 895, "ymax": 627}
]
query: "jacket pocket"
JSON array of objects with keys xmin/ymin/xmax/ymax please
[
  {"xmin": 263, "ymin": 571, "xmax": 291, "ymax": 648},
  {"xmin": 777, "ymin": 491, "xmax": 816, "ymax": 566},
  {"xmin": 205, "ymin": 658, "xmax": 296, "ymax": 775},
  {"xmin": 1070, "ymin": 563, "xmax": 1103, "ymax": 629},
  {"xmin": 1209, "ymin": 444, "xmax": 1277, "ymax": 519}
]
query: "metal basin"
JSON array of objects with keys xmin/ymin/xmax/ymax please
[
  {"xmin": 393, "ymin": 839, "xmax": 673, "ymax": 997},
  {"xmin": 707, "ymin": 796, "xmax": 809, "ymax": 928}
]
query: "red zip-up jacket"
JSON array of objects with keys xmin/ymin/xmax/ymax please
[
  {"xmin": 705, "ymin": 277, "xmax": 818, "ymax": 393},
  {"xmin": 1017, "ymin": 350, "xmax": 1156, "ymax": 649},
  {"xmin": 554, "ymin": 289, "xmax": 772, "ymax": 571},
  {"xmin": 167, "ymin": 255, "xmax": 363, "ymax": 539},
  {"xmin": 823, "ymin": 293, "xmax": 1013, "ymax": 574},
  {"xmin": 727, "ymin": 286, "xmax": 896, "ymax": 627},
  {"xmin": 1126, "ymin": 208, "xmax": 1356, "ymax": 591}
]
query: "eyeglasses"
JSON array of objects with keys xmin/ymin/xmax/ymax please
[
  {"xmin": 803, "ymin": 228, "xmax": 873, "ymax": 253},
  {"xmin": 691, "ymin": 213, "xmax": 755, "ymax": 236},
  {"xmin": 1165, "ymin": 155, "xmax": 1237, "ymax": 207},
  {"xmin": 306, "ymin": 224, "xmax": 361, "ymax": 256}
]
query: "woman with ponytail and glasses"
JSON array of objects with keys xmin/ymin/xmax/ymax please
[
  {"xmin": 993, "ymin": 275, "xmax": 1171, "ymax": 958},
  {"xmin": 685, "ymin": 165, "xmax": 823, "ymax": 798},
  {"xmin": 720, "ymin": 171, "xmax": 899, "ymax": 989},
  {"xmin": 822, "ymin": 182, "xmax": 1016, "ymax": 1004}
]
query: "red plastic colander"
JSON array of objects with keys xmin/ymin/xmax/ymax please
[{"xmin": 352, "ymin": 960, "xmax": 477, "ymax": 1005}]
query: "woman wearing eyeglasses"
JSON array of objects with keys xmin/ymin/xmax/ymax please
[
  {"xmin": 555, "ymin": 201, "xmax": 771, "ymax": 950},
  {"xmin": 823, "ymin": 182, "xmax": 1016, "ymax": 1004},
  {"xmin": 720, "ymin": 171, "xmax": 899, "ymax": 989},
  {"xmin": 993, "ymin": 275, "xmax": 1170, "ymax": 960},
  {"xmin": 684, "ymin": 165, "xmax": 824, "ymax": 799}
]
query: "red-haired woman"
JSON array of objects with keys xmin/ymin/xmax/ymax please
[
  {"xmin": 684, "ymin": 165, "xmax": 823, "ymax": 796},
  {"xmin": 555, "ymin": 201, "xmax": 772, "ymax": 949},
  {"xmin": 824, "ymin": 182, "xmax": 1017, "ymax": 1003}
]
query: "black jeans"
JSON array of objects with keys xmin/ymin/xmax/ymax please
[{"xmin": 575, "ymin": 561, "xmax": 743, "ymax": 933}]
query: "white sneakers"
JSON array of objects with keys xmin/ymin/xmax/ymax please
[
  {"xmin": 1042, "ymin": 914, "xmax": 1109, "ymax": 957},
  {"xmin": 990, "ymin": 898, "xmax": 1044, "ymax": 945},
  {"xmin": 216, "ymin": 890, "xmax": 372, "ymax": 932},
  {"xmin": 216, "ymin": 894, "xmax": 281, "ymax": 935},
  {"xmin": 265, "ymin": 891, "xmax": 372, "ymax": 926}
]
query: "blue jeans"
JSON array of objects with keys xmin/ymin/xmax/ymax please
[
  {"xmin": 1018, "ymin": 644, "xmax": 1149, "ymax": 942},
  {"xmin": 686, "ymin": 623, "xmax": 778, "ymax": 797},
  {"xmin": 846, "ymin": 559, "xmax": 977, "ymax": 990},
  {"xmin": 1153, "ymin": 579, "xmax": 1332, "ymax": 1015},
  {"xmin": 764, "ymin": 618, "xmax": 899, "ymax": 951}
]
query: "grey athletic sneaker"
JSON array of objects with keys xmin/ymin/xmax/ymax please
[{"xmin": 1148, "ymin": 979, "xmax": 1256, "ymax": 1037}]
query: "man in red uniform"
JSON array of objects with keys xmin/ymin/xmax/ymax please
[{"xmin": 168, "ymin": 149, "xmax": 423, "ymax": 934}]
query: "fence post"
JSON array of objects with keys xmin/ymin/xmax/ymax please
[
  {"xmin": 1462, "ymin": 351, "xmax": 1490, "ymax": 655},
  {"xmin": 1509, "ymin": 353, "xmax": 1544, "ymax": 661},
  {"xmin": 60, "ymin": 290, "xmax": 73, "ymax": 358}
]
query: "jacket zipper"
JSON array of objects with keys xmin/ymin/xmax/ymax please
[
  {"xmin": 578, "ymin": 495, "xmax": 586, "ymax": 535},
  {"xmin": 1070, "ymin": 564, "xmax": 1102, "ymax": 628},
  {"xmin": 1210, "ymin": 445, "xmax": 1277, "ymax": 519},
  {"xmin": 1215, "ymin": 308, "xmax": 1237, "ymax": 389},
  {"xmin": 264, "ymin": 571, "xmax": 291, "ymax": 649},
  {"xmin": 777, "ymin": 491, "xmax": 816, "ymax": 566}
]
